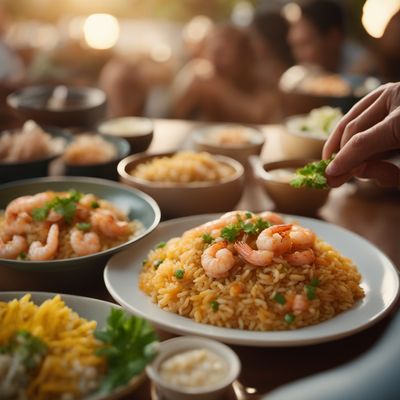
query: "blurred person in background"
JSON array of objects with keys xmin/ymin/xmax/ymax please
[
  {"xmin": 288, "ymin": 0, "xmax": 367, "ymax": 74},
  {"xmin": 173, "ymin": 15, "xmax": 293, "ymax": 123}
]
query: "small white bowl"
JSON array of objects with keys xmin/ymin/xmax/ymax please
[{"xmin": 146, "ymin": 336, "xmax": 241, "ymax": 400}]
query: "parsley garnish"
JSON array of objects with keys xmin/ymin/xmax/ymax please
[
  {"xmin": 290, "ymin": 156, "xmax": 334, "ymax": 189},
  {"xmin": 202, "ymin": 233, "xmax": 214, "ymax": 244},
  {"xmin": 221, "ymin": 224, "xmax": 242, "ymax": 242},
  {"xmin": 90, "ymin": 201, "xmax": 100, "ymax": 209},
  {"xmin": 155, "ymin": 241, "xmax": 166, "ymax": 249},
  {"xmin": 153, "ymin": 259, "xmax": 163, "ymax": 270},
  {"xmin": 76, "ymin": 222, "xmax": 91, "ymax": 231},
  {"xmin": 142, "ymin": 259, "xmax": 148, "ymax": 266},
  {"xmin": 95, "ymin": 309, "xmax": 158, "ymax": 393},
  {"xmin": 220, "ymin": 216, "xmax": 270, "ymax": 242},
  {"xmin": 210, "ymin": 300, "xmax": 219, "ymax": 312},
  {"xmin": 245, "ymin": 212, "xmax": 253, "ymax": 218},
  {"xmin": 273, "ymin": 292, "xmax": 286, "ymax": 305},
  {"xmin": 304, "ymin": 285, "xmax": 316, "ymax": 300},
  {"xmin": 310, "ymin": 278, "xmax": 320, "ymax": 287},
  {"xmin": 18, "ymin": 251, "xmax": 27, "ymax": 260},
  {"xmin": 174, "ymin": 269, "xmax": 184, "ymax": 279}
]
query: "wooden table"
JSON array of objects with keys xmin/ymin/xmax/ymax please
[{"xmin": 1, "ymin": 118, "xmax": 399, "ymax": 399}]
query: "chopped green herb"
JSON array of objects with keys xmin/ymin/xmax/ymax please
[
  {"xmin": 76, "ymin": 222, "xmax": 91, "ymax": 231},
  {"xmin": 290, "ymin": 156, "xmax": 334, "ymax": 189},
  {"xmin": 202, "ymin": 233, "xmax": 214, "ymax": 244},
  {"xmin": 19, "ymin": 251, "xmax": 27, "ymax": 260},
  {"xmin": 284, "ymin": 313, "xmax": 296, "ymax": 324},
  {"xmin": 142, "ymin": 259, "xmax": 148, "ymax": 266},
  {"xmin": 305, "ymin": 285, "xmax": 316, "ymax": 300},
  {"xmin": 153, "ymin": 259, "xmax": 163, "ymax": 270},
  {"xmin": 310, "ymin": 278, "xmax": 320, "ymax": 287},
  {"xmin": 31, "ymin": 207, "xmax": 49, "ymax": 221},
  {"xmin": 90, "ymin": 201, "xmax": 100, "ymax": 209},
  {"xmin": 221, "ymin": 224, "xmax": 242, "ymax": 242},
  {"xmin": 210, "ymin": 300, "xmax": 219, "ymax": 312},
  {"xmin": 254, "ymin": 218, "xmax": 271, "ymax": 232},
  {"xmin": 156, "ymin": 241, "xmax": 166, "ymax": 249},
  {"xmin": 95, "ymin": 309, "xmax": 158, "ymax": 393},
  {"xmin": 273, "ymin": 292, "xmax": 286, "ymax": 305},
  {"xmin": 245, "ymin": 212, "xmax": 253, "ymax": 219},
  {"xmin": 174, "ymin": 269, "xmax": 184, "ymax": 279}
]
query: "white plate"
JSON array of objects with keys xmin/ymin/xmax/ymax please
[
  {"xmin": 104, "ymin": 214, "xmax": 400, "ymax": 347},
  {"xmin": 0, "ymin": 292, "xmax": 145, "ymax": 400}
]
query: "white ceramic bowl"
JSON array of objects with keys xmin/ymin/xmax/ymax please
[
  {"xmin": 146, "ymin": 336, "xmax": 241, "ymax": 400},
  {"xmin": 192, "ymin": 124, "xmax": 265, "ymax": 166}
]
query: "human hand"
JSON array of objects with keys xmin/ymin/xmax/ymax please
[{"xmin": 322, "ymin": 82, "xmax": 400, "ymax": 187}]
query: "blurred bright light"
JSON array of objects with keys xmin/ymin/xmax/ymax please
[
  {"xmin": 231, "ymin": 1, "xmax": 254, "ymax": 26},
  {"xmin": 150, "ymin": 43, "xmax": 172, "ymax": 63},
  {"xmin": 281, "ymin": 2, "xmax": 301, "ymax": 23},
  {"xmin": 362, "ymin": 0, "xmax": 400, "ymax": 38},
  {"xmin": 83, "ymin": 13, "xmax": 119, "ymax": 49},
  {"xmin": 183, "ymin": 16, "xmax": 213, "ymax": 43}
]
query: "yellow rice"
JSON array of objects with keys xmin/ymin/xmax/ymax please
[{"xmin": 139, "ymin": 220, "xmax": 364, "ymax": 331}]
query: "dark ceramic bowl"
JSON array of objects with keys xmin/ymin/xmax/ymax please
[
  {"xmin": 7, "ymin": 85, "xmax": 107, "ymax": 128},
  {"xmin": 0, "ymin": 177, "xmax": 160, "ymax": 291},
  {"xmin": 63, "ymin": 134, "xmax": 130, "ymax": 181},
  {"xmin": 98, "ymin": 117, "xmax": 154, "ymax": 155},
  {"xmin": 0, "ymin": 126, "xmax": 72, "ymax": 184}
]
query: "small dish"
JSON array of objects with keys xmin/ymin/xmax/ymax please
[
  {"xmin": 0, "ymin": 124, "xmax": 71, "ymax": 184},
  {"xmin": 251, "ymin": 157, "xmax": 330, "ymax": 216},
  {"xmin": 98, "ymin": 117, "xmax": 154, "ymax": 155},
  {"xmin": 63, "ymin": 133, "xmax": 130, "ymax": 181},
  {"xmin": 118, "ymin": 152, "xmax": 245, "ymax": 218},
  {"xmin": 7, "ymin": 85, "xmax": 107, "ymax": 128},
  {"xmin": 146, "ymin": 336, "xmax": 241, "ymax": 400},
  {"xmin": 192, "ymin": 124, "xmax": 265, "ymax": 166}
]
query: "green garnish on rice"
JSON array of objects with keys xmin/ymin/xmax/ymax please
[
  {"xmin": 210, "ymin": 300, "xmax": 219, "ymax": 312},
  {"xmin": 174, "ymin": 269, "xmax": 185, "ymax": 279}
]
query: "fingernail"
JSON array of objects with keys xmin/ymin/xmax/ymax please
[{"xmin": 326, "ymin": 161, "xmax": 339, "ymax": 176}]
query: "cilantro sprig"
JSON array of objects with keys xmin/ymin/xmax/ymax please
[
  {"xmin": 95, "ymin": 309, "xmax": 158, "ymax": 394},
  {"xmin": 290, "ymin": 156, "xmax": 334, "ymax": 190},
  {"xmin": 31, "ymin": 189, "xmax": 82, "ymax": 224}
]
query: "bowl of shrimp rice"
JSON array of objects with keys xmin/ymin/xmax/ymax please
[
  {"xmin": 139, "ymin": 211, "xmax": 365, "ymax": 331},
  {"xmin": 0, "ymin": 177, "xmax": 160, "ymax": 285}
]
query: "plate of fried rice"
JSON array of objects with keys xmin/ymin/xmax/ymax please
[
  {"xmin": 104, "ymin": 212, "xmax": 399, "ymax": 346},
  {"xmin": 0, "ymin": 292, "xmax": 158, "ymax": 400}
]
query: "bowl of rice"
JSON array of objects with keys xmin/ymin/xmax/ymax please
[
  {"xmin": 63, "ymin": 133, "xmax": 130, "ymax": 181},
  {"xmin": 117, "ymin": 151, "xmax": 245, "ymax": 218},
  {"xmin": 192, "ymin": 124, "xmax": 265, "ymax": 167},
  {"xmin": 0, "ymin": 120, "xmax": 71, "ymax": 184},
  {"xmin": 281, "ymin": 106, "xmax": 343, "ymax": 159}
]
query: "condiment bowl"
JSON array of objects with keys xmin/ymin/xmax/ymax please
[
  {"xmin": 192, "ymin": 124, "xmax": 265, "ymax": 167},
  {"xmin": 7, "ymin": 85, "xmax": 107, "ymax": 128},
  {"xmin": 146, "ymin": 336, "xmax": 241, "ymax": 400},
  {"xmin": 98, "ymin": 117, "xmax": 154, "ymax": 155},
  {"xmin": 117, "ymin": 152, "xmax": 245, "ymax": 218},
  {"xmin": 63, "ymin": 133, "xmax": 130, "ymax": 181},
  {"xmin": 0, "ymin": 125, "xmax": 72, "ymax": 184},
  {"xmin": 251, "ymin": 157, "xmax": 330, "ymax": 216}
]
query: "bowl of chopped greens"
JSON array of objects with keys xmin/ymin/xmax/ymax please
[
  {"xmin": 281, "ymin": 106, "xmax": 343, "ymax": 159},
  {"xmin": 251, "ymin": 157, "xmax": 331, "ymax": 216},
  {"xmin": 0, "ymin": 291, "xmax": 158, "ymax": 400}
]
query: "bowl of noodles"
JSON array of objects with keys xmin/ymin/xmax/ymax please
[
  {"xmin": 0, "ymin": 177, "xmax": 160, "ymax": 290},
  {"xmin": 0, "ymin": 291, "xmax": 158, "ymax": 400}
]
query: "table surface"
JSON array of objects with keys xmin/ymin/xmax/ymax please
[{"xmin": 1, "ymin": 118, "xmax": 399, "ymax": 399}]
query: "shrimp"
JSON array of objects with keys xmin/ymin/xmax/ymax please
[
  {"xmin": 70, "ymin": 229, "xmax": 101, "ymax": 256},
  {"xmin": 91, "ymin": 209, "xmax": 131, "ymax": 238},
  {"xmin": 256, "ymin": 224, "xmax": 293, "ymax": 255},
  {"xmin": 3, "ymin": 212, "xmax": 33, "ymax": 235},
  {"xmin": 201, "ymin": 241, "xmax": 236, "ymax": 279},
  {"xmin": 289, "ymin": 225, "xmax": 316, "ymax": 250},
  {"xmin": 79, "ymin": 194, "xmax": 98, "ymax": 208},
  {"xmin": 234, "ymin": 241, "xmax": 274, "ymax": 267},
  {"xmin": 5, "ymin": 192, "xmax": 55, "ymax": 222},
  {"xmin": 28, "ymin": 224, "xmax": 59, "ymax": 261},
  {"xmin": 258, "ymin": 211, "xmax": 285, "ymax": 225},
  {"xmin": 0, "ymin": 235, "xmax": 27, "ymax": 259},
  {"xmin": 284, "ymin": 249, "xmax": 315, "ymax": 266}
]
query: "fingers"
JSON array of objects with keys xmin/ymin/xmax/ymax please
[
  {"xmin": 322, "ymin": 86, "xmax": 386, "ymax": 159},
  {"xmin": 326, "ymin": 117, "xmax": 400, "ymax": 179},
  {"xmin": 356, "ymin": 160, "xmax": 400, "ymax": 187}
]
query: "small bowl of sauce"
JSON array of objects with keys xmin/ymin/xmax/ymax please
[{"xmin": 146, "ymin": 336, "xmax": 241, "ymax": 400}]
